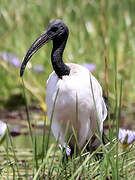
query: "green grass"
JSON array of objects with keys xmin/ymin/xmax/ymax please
[{"xmin": 1, "ymin": 0, "xmax": 135, "ymax": 179}]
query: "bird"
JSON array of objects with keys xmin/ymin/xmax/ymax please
[{"xmin": 20, "ymin": 19, "xmax": 107, "ymax": 157}]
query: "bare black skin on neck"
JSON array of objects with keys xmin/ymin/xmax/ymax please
[{"xmin": 51, "ymin": 31, "xmax": 70, "ymax": 79}]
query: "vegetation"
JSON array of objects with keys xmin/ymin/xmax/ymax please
[{"xmin": 0, "ymin": 0, "xmax": 135, "ymax": 179}]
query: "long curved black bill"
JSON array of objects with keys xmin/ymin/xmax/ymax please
[{"xmin": 20, "ymin": 31, "xmax": 50, "ymax": 77}]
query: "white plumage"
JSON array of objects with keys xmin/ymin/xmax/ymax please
[{"xmin": 46, "ymin": 63, "xmax": 107, "ymax": 150}]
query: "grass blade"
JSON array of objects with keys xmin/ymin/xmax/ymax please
[
  {"xmin": 21, "ymin": 78, "xmax": 33, "ymax": 143},
  {"xmin": 33, "ymin": 145, "xmax": 54, "ymax": 180},
  {"xmin": 45, "ymin": 88, "xmax": 59, "ymax": 154}
]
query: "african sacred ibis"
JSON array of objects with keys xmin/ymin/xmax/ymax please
[{"xmin": 20, "ymin": 19, "xmax": 107, "ymax": 156}]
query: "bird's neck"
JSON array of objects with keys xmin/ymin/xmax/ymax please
[{"xmin": 51, "ymin": 35, "xmax": 70, "ymax": 79}]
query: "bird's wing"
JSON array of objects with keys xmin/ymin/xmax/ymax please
[{"xmin": 90, "ymin": 74, "xmax": 107, "ymax": 133}]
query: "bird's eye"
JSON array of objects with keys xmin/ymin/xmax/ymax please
[{"xmin": 51, "ymin": 26, "xmax": 58, "ymax": 32}]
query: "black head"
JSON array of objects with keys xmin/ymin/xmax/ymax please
[
  {"xmin": 20, "ymin": 19, "xmax": 69, "ymax": 77},
  {"xmin": 46, "ymin": 19, "xmax": 69, "ymax": 40}
]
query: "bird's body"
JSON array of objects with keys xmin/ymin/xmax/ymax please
[
  {"xmin": 20, "ymin": 19, "xmax": 107, "ymax": 155},
  {"xmin": 46, "ymin": 63, "xmax": 107, "ymax": 151}
]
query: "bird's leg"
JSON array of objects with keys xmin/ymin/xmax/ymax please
[
  {"xmin": 102, "ymin": 131, "xmax": 109, "ymax": 145},
  {"xmin": 86, "ymin": 133, "xmax": 106, "ymax": 160},
  {"xmin": 94, "ymin": 131, "xmax": 109, "ymax": 160}
]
